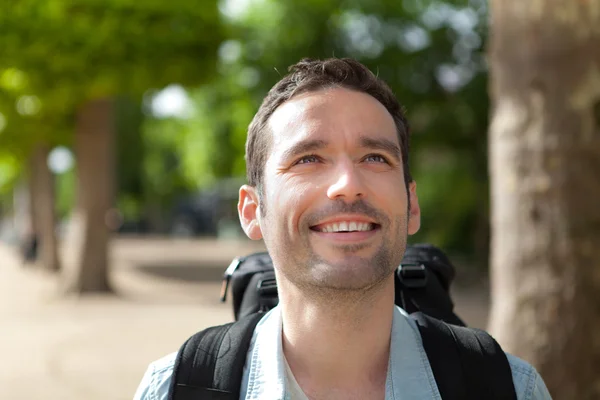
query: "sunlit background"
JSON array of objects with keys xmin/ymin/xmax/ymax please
[{"xmin": 0, "ymin": 0, "xmax": 492, "ymax": 266}]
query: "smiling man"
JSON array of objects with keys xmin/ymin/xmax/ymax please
[{"xmin": 134, "ymin": 58, "xmax": 551, "ymax": 400}]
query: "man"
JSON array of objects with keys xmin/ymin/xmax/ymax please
[{"xmin": 135, "ymin": 58, "xmax": 551, "ymax": 399}]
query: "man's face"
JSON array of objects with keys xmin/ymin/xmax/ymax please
[{"xmin": 239, "ymin": 87, "xmax": 420, "ymax": 292}]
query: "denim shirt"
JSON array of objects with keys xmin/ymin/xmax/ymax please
[{"xmin": 134, "ymin": 306, "xmax": 552, "ymax": 399}]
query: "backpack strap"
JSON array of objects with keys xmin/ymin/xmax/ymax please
[
  {"xmin": 168, "ymin": 313, "xmax": 265, "ymax": 400},
  {"xmin": 412, "ymin": 312, "xmax": 517, "ymax": 400}
]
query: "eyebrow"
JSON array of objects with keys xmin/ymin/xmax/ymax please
[
  {"xmin": 280, "ymin": 136, "xmax": 402, "ymax": 162},
  {"xmin": 281, "ymin": 139, "xmax": 328, "ymax": 161},
  {"xmin": 359, "ymin": 136, "xmax": 402, "ymax": 162}
]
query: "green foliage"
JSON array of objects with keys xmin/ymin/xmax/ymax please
[
  {"xmin": 0, "ymin": 67, "xmax": 67, "ymax": 158},
  {"xmin": 1, "ymin": 0, "xmax": 494, "ymax": 263},
  {"xmin": 0, "ymin": 0, "xmax": 226, "ymax": 229},
  {"xmin": 140, "ymin": 115, "xmax": 191, "ymax": 217},
  {"xmin": 178, "ymin": 81, "xmax": 256, "ymax": 185},
  {"xmin": 145, "ymin": 0, "xmax": 491, "ymax": 261},
  {"xmin": 0, "ymin": 0, "xmax": 225, "ymax": 193},
  {"xmin": 0, "ymin": 0, "xmax": 224, "ymax": 101},
  {"xmin": 115, "ymin": 96, "xmax": 145, "ymax": 220},
  {"xmin": 55, "ymin": 166, "xmax": 75, "ymax": 219},
  {"xmin": 0, "ymin": 152, "xmax": 20, "ymax": 195}
]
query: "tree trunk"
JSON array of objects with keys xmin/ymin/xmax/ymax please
[
  {"xmin": 31, "ymin": 144, "xmax": 60, "ymax": 272},
  {"xmin": 63, "ymin": 98, "xmax": 115, "ymax": 293},
  {"xmin": 14, "ymin": 178, "xmax": 37, "ymax": 264},
  {"xmin": 487, "ymin": 1, "xmax": 600, "ymax": 399}
]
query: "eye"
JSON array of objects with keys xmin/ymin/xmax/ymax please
[
  {"xmin": 296, "ymin": 154, "xmax": 321, "ymax": 165},
  {"xmin": 364, "ymin": 154, "xmax": 389, "ymax": 163}
]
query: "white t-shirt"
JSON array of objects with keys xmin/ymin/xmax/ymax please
[{"xmin": 284, "ymin": 356, "xmax": 310, "ymax": 400}]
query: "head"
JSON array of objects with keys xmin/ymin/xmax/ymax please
[
  {"xmin": 239, "ymin": 57, "xmax": 421, "ymax": 296},
  {"xmin": 246, "ymin": 58, "xmax": 413, "ymax": 197}
]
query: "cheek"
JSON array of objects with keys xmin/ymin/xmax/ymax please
[
  {"xmin": 269, "ymin": 177, "xmax": 321, "ymax": 233},
  {"xmin": 369, "ymin": 179, "xmax": 408, "ymax": 215}
]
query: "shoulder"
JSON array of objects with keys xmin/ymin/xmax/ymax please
[
  {"xmin": 132, "ymin": 312, "xmax": 271, "ymax": 400},
  {"xmin": 505, "ymin": 353, "xmax": 552, "ymax": 400},
  {"xmin": 397, "ymin": 308, "xmax": 552, "ymax": 400},
  {"xmin": 133, "ymin": 352, "xmax": 177, "ymax": 400}
]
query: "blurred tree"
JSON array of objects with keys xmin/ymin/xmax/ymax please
[
  {"xmin": 0, "ymin": 0, "xmax": 224, "ymax": 292},
  {"xmin": 0, "ymin": 73, "xmax": 65, "ymax": 272},
  {"xmin": 30, "ymin": 145, "xmax": 60, "ymax": 271},
  {"xmin": 487, "ymin": 1, "xmax": 600, "ymax": 398}
]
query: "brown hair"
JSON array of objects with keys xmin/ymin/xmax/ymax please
[{"xmin": 245, "ymin": 57, "xmax": 412, "ymax": 192}]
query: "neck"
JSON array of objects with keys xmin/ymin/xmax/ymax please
[{"xmin": 278, "ymin": 275, "xmax": 395, "ymax": 399}]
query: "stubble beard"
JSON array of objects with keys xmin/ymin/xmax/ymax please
[
  {"xmin": 277, "ymin": 216, "xmax": 409, "ymax": 307},
  {"xmin": 259, "ymin": 192, "xmax": 410, "ymax": 306},
  {"xmin": 295, "ymin": 217, "xmax": 407, "ymax": 305}
]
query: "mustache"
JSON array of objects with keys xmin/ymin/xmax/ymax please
[{"xmin": 305, "ymin": 199, "xmax": 389, "ymax": 227}]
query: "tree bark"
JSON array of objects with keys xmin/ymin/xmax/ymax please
[
  {"xmin": 487, "ymin": 1, "xmax": 600, "ymax": 399},
  {"xmin": 31, "ymin": 144, "xmax": 60, "ymax": 272},
  {"xmin": 63, "ymin": 98, "xmax": 115, "ymax": 293},
  {"xmin": 14, "ymin": 178, "xmax": 37, "ymax": 264}
]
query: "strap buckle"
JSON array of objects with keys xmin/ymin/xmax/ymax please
[
  {"xmin": 397, "ymin": 263, "xmax": 428, "ymax": 288},
  {"xmin": 220, "ymin": 257, "xmax": 242, "ymax": 302},
  {"xmin": 257, "ymin": 277, "xmax": 278, "ymax": 296}
]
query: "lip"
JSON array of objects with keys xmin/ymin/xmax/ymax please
[{"xmin": 310, "ymin": 226, "xmax": 380, "ymax": 243}]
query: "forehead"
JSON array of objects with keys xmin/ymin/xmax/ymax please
[{"xmin": 266, "ymin": 87, "xmax": 398, "ymax": 154}]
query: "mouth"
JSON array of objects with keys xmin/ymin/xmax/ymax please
[
  {"xmin": 309, "ymin": 220, "xmax": 381, "ymax": 244},
  {"xmin": 309, "ymin": 220, "xmax": 380, "ymax": 233}
]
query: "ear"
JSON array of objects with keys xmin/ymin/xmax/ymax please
[
  {"xmin": 238, "ymin": 184, "xmax": 263, "ymax": 240},
  {"xmin": 407, "ymin": 181, "xmax": 421, "ymax": 235}
]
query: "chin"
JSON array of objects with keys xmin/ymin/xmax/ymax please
[
  {"xmin": 309, "ymin": 259, "xmax": 392, "ymax": 290},
  {"xmin": 316, "ymin": 245, "xmax": 376, "ymax": 261}
]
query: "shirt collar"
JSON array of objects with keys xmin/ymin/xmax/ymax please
[{"xmin": 243, "ymin": 306, "xmax": 287, "ymax": 399}]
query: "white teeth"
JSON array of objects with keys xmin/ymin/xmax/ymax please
[{"xmin": 319, "ymin": 221, "xmax": 373, "ymax": 232}]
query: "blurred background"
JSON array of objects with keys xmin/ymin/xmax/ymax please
[
  {"xmin": 1, "ymin": 0, "xmax": 491, "ymax": 262},
  {"xmin": 0, "ymin": 0, "xmax": 598, "ymax": 399}
]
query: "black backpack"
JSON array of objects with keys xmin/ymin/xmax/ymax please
[{"xmin": 168, "ymin": 244, "xmax": 517, "ymax": 400}]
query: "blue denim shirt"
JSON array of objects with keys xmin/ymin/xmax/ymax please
[{"xmin": 134, "ymin": 306, "xmax": 551, "ymax": 399}]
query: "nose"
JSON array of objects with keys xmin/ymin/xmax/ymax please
[{"xmin": 326, "ymin": 161, "xmax": 366, "ymax": 201}]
